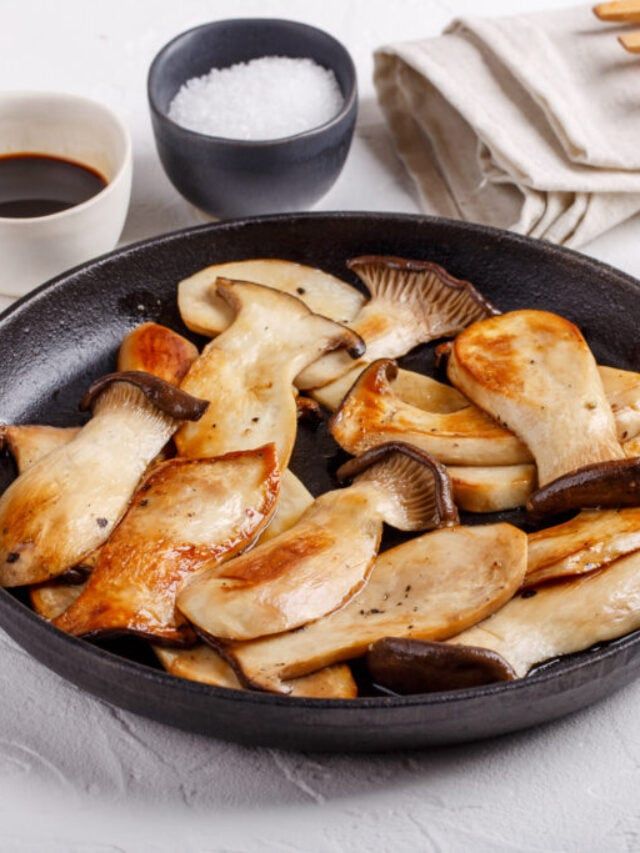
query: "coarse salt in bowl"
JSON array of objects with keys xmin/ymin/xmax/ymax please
[
  {"xmin": 147, "ymin": 19, "xmax": 358, "ymax": 218},
  {"xmin": 168, "ymin": 56, "xmax": 345, "ymax": 142}
]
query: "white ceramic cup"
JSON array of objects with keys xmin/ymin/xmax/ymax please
[{"xmin": 0, "ymin": 91, "xmax": 132, "ymax": 299}]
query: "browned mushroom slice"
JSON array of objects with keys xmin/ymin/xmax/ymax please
[
  {"xmin": 31, "ymin": 579, "xmax": 84, "ymax": 620},
  {"xmin": 524, "ymin": 508, "xmax": 640, "ymax": 588},
  {"xmin": 223, "ymin": 522, "xmax": 526, "ymax": 693},
  {"xmin": 313, "ymin": 363, "xmax": 469, "ymax": 413},
  {"xmin": 296, "ymin": 256, "xmax": 497, "ymax": 392},
  {"xmin": 367, "ymin": 637, "xmax": 516, "ymax": 694},
  {"xmin": 53, "ymin": 445, "xmax": 279, "ymax": 644},
  {"xmin": 0, "ymin": 373, "xmax": 208, "ymax": 587},
  {"xmin": 600, "ymin": 365, "xmax": 640, "ymax": 442},
  {"xmin": 449, "ymin": 550, "xmax": 640, "ymax": 677},
  {"xmin": 0, "ymin": 424, "xmax": 80, "ymax": 471},
  {"xmin": 260, "ymin": 469, "xmax": 314, "ymax": 543},
  {"xmin": 176, "ymin": 279, "xmax": 363, "ymax": 466},
  {"xmin": 330, "ymin": 359, "xmax": 531, "ymax": 466},
  {"xmin": 449, "ymin": 464, "xmax": 537, "ymax": 513},
  {"xmin": 155, "ymin": 646, "xmax": 357, "ymax": 698},
  {"xmin": 178, "ymin": 259, "xmax": 365, "ymax": 335},
  {"xmin": 117, "ymin": 322, "xmax": 198, "ymax": 385},
  {"xmin": 448, "ymin": 310, "xmax": 639, "ymax": 513},
  {"xmin": 178, "ymin": 443, "xmax": 458, "ymax": 643}
]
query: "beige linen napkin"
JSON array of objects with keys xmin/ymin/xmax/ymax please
[{"xmin": 374, "ymin": 4, "xmax": 640, "ymax": 247}]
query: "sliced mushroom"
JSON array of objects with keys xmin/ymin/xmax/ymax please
[
  {"xmin": 525, "ymin": 508, "xmax": 640, "ymax": 588},
  {"xmin": 53, "ymin": 445, "xmax": 279, "ymax": 644},
  {"xmin": 0, "ymin": 424, "xmax": 80, "ymax": 471},
  {"xmin": 449, "ymin": 464, "xmax": 537, "ymax": 513},
  {"xmin": 222, "ymin": 522, "xmax": 526, "ymax": 693},
  {"xmin": 296, "ymin": 256, "xmax": 497, "ymax": 392},
  {"xmin": 176, "ymin": 279, "xmax": 363, "ymax": 466},
  {"xmin": 117, "ymin": 322, "xmax": 198, "ymax": 385},
  {"xmin": 330, "ymin": 359, "xmax": 531, "ymax": 466},
  {"xmin": 177, "ymin": 443, "xmax": 458, "ymax": 643},
  {"xmin": 313, "ymin": 363, "xmax": 469, "ymax": 413},
  {"xmin": 600, "ymin": 365, "xmax": 640, "ymax": 443},
  {"xmin": 260, "ymin": 469, "xmax": 314, "ymax": 543},
  {"xmin": 155, "ymin": 646, "xmax": 357, "ymax": 698},
  {"xmin": 178, "ymin": 258, "xmax": 365, "ymax": 335},
  {"xmin": 448, "ymin": 310, "xmax": 640, "ymax": 513},
  {"xmin": 0, "ymin": 373, "xmax": 208, "ymax": 587},
  {"xmin": 448, "ymin": 550, "xmax": 640, "ymax": 678},
  {"xmin": 367, "ymin": 637, "xmax": 516, "ymax": 694},
  {"xmin": 31, "ymin": 579, "xmax": 83, "ymax": 620}
]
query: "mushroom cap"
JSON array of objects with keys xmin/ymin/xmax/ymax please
[{"xmin": 367, "ymin": 637, "xmax": 516, "ymax": 694}]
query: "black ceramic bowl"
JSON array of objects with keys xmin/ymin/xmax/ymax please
[
  {"xmin": 147, "ymin": 19, "xmax": 358, "ymax": 218},
  {"xmin": 2, "ymin": 212, "xmax": 640, "ymax": 753}
]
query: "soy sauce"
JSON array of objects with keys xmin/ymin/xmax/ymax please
[{"xmin": 0, "ymin": 153, "xmax": 107, "ymax": 218}]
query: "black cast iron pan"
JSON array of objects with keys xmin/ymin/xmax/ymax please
[{"xmin": 1, "ymin": 212, "xmax": 639, "ymax": 752}]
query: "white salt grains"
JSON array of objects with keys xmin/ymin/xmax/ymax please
[{"xmin": 168, "ymin": 56, "xmax": 345, "ymax": 141}]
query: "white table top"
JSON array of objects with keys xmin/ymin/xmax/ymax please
[{"xmin": 2, "ymin": 1, "xmax": 640, "ymax": 850}]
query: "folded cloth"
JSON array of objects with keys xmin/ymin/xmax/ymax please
[{"xmin": 374, "ymin": 4, "xmax": 640, "ymax": 247}]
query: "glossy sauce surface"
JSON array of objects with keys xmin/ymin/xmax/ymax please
[{"xmin": 0, "ymin": 153, "xmax": 107, "ymax": 218}]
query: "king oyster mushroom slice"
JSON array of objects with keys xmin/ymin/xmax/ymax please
[
  {"xmin": 296, "ymin": 255, "xmax": 498, "ymax": 392},
  {"xmin": 154, "ymin": 646, "xmax": 357, "ymax": 699},
  {"xmin": 260, "ymin": 469, "xmax": 314, "ymax": 543},
  {"xmin": 0, "ymin": 372, "xmax": 208, "ymax": 587},
  {"xmin": 448, "ymin": 309, "xmax": 640, "ymax": 514},
  {"xmin": 0, "ymin": 424, "xmax": 80, "ymax": 471},
  {"xmin": 178, "ymin": 443, "xmax": 459, "ymax": 643},
  {"xmin": 599, "ymin": 365, "xmax": 640, "ymax": 443},
  {"xmin": 313, "ymin": 363, "xmax": 470, "ymax": 413},
  {"xmin": 366, "ymin": 637, "xmax": 516, "ymax": 694},
  {"xmin": 117, "ymin": 322, "xmax": 198, "ymax": 385},
  {"xmin": 176, "ymin": 278, "xmax": 364, "ymax": 466},
  {"xmin": 222, "ymin": 522, "xmax": 526, "ymax": 693},
  {"xmin": 524, "ymin": 507, "xmax": 640, "ymax": 588},
  {"xmin": 330, "ymin": 359, "xmax": 532, "ymax": 467},
  {"xmin": 444, "ymin": 548, "xmax": 640, "ymax": 678},
  {"xmin": 53, "ymin": 445, "xmax": 279, "ymax": 645},
  {"xmin": 178, "ymin": 258, "xmax": 365, "ymax": 336}
]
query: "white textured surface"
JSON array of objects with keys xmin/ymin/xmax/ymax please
[{"xmin": 2, "ymin": 1, "xmax": 640, "ymax": 850}]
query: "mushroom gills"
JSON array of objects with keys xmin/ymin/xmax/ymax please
[
  {"xmin": 177, "ymin": 443, "xmax": 459, "ymax": 643},
  {"xmin": 53, "ymin": 445, "xmax": 280, "ymax": 644},
  {"xmin": 176, "ymin": 278, "xmax": 363, "ymax": 466},
  {"xmin": 117, "ymin": 322, "xmax": 198, "ymax": 385},
  {"xmin": 178, "ymin": 258, "xmax": 365, "ymax": 336},
  {"xmin": 0, "ymin": 374, "xmax": 207, "ymax": 587},
  {"xmin": 447, "ymin": 549, "xmax": 640, "ymax": 678},
  {"xmin": 222, "ymin": 522, "xmax": 527, "ymax": 693},
  {"xmin": 296, "ymin": 255, "xmax": 497, "ymax": 392},
  {"xmin": 330, "ymin": 359, "xmax": 532, "ymax": 466},
  {"xmin": 155, "ymin": 646, "xmax": 357, "ymax": 698},
  {"xmin": 525, "ymin": 507, "xmax": 640, "ymax": 587},
  {"xmin": 366, "ymin": 637, "xmax": 516, "ymax": 694},
  {"xmin": 448, "ymin": 310, "xmax": 639, "ymax": 513}
]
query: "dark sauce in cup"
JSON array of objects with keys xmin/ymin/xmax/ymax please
[{"xmin": 0, "ymin": 153, "xmax": 107, "ymax": 218}]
